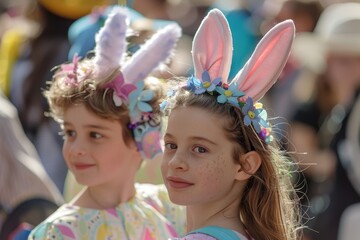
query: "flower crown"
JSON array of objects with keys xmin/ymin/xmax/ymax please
[
  {"xmin": 161, "ymin": 71, "xmax": 272, "ymax": 143},
  {"xmin": 55, "ymin": 6, "xmax": 181, "ymax": 159},
  {"xmin": 161, "ymin": 9, "xmax": 295, "ymax": 144}
]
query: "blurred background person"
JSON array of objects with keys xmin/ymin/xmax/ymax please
[
  {"xmin": 337, "ymin": 93, "xmax": 360, "ymax": 240},
  {"xmin": 0, "ymin": 0, "xmax": 111, "ymax": 193},
  {"xmin": 289, "ymin": 2, "xmax": 360, "ymax": 239},
  {"xmin": 260, "ymin": 0, "xmax": 323, "ymax": 139},
  {"xmin": 259, "ymin": 1, "xmax": 325, "ymax": 237},
  {"xmin": 0, "ymin": 89, "xmax": 63, "ymax": 239}
]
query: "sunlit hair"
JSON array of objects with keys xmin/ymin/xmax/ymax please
[
  {"xmin": 43, "ymin": 58, "xmax": 164, "ymax": 145},
  {"xmin": 165, "ymin": 81, "xmax": 302, "ymax": 240}
]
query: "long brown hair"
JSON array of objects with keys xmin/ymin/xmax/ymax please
[{"xmin": 171, "ymin": 88, "xmax": 302, "ymax": 240}]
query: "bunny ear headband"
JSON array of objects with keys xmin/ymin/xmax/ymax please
[
  {"xmin": 58, "ymin": 7, "xmax": 182, "ymax": 159},
  {"xmin": 161, "ymin": 9, "xmax": 295, "ymax": 143}
]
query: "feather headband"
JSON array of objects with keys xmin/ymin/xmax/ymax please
[{"xmin": 161, "ymin": 9, "xmax": 295, "ymax": 143}]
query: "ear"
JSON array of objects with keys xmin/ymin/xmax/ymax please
[
  {"xmin": 235, "ymin": 151, "xmax": 262, "ymax": 181},
  {"xmin": 230, "ymin": 20, "xmax": 295, "ymax": 102},
  {"xmin": 192, "ymin": 9, "xmax": 232, "ymax": 83}
]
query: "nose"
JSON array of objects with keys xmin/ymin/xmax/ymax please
[
  {"xmin": 167, "ymin": 149, "xmax": 188, "ymax": 171},
  {"xmin": 66, "ymin": 138, "xmax": 86, "ymax": 157}
]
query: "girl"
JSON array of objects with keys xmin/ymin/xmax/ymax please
[
  {"xmin": 160, "ymin": 9, "xmax": 301, "ymax": 240},
  {"xmin": 28, "ymin": 7, "xmax": 185, "ymax": 239}
]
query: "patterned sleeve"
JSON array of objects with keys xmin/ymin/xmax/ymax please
[
  {"xmin": 136, "ymin": 183, "xmax": 187, "ymax": 236},
  {"xmin": 28, "ymin": 222, "xmax": 64, "ymax": 240}
]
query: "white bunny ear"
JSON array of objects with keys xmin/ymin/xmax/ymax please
[
  {"xmin": 122, "ymin": 23, "xmax": 182, "ymax": 84},
  {"xmin": 192, "ymin": 9, "xmax": 233, "ymax": 83},
  {"xmin": 231, "ymin": 20, "xmax": 295, "ymax": 102},
  {"xmin": 94, "ymin": 7, "xmax": 128, "ymax": 79}
]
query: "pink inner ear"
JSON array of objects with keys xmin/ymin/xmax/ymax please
[
  {"xmin": 243, "ymin": 35, "xmax": 282, "ymax": 89},
  {"xmin": 192, "ymin": 9, "xmax": 233, "ymax": 83},
  {"xmin": 232, "ymin": 20, "xmax": 295, "ymax": 102}
]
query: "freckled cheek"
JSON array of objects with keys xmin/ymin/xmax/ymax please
[
  {"xmin": 209, "ymin": 155, "xmax": 229, "ymax": 183},
  {"xmin": 198, "ymin": 160, "xmax": 224, "ymax": 184}
]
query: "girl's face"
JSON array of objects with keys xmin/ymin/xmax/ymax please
[
  {"xmin": 162, "ymin": 106, "xmax": 243, "ymax": 206},
  {"xmin": 62, "ymin": 104, "xmax": 140, "ymax": 188}
]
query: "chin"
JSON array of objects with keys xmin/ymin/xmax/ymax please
[
  {"xmin": 74, "ymin": 175, "xmax": 97, "ymax": 187},
  {"xmin": 168, "ymin": 193, "xmax": 190, "ymax": 206}
]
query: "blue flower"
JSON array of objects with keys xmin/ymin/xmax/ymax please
[
  {"xmin": 193, "ymin": 71, "xmax": 222, "ymax": 94},
  {"xmin": 241, "ymin": 97, "xmax": 268, "ymax": 133},
  {"xmin": 187, "ymin": 76, "xmax": 202, "ymax": 92},
  {"xmin": 128, "ymin": 81, "xmax": 154, "ymax": 120},
  {"xmin": 216, "ymin": 82, "xmax": 245, "ymax": 106}
]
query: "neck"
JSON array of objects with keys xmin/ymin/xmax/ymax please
[
  {"xmin": 72, "ymin": 179, "xmax": 136, "ymax": 209},
  {"xmin": 186, "ymin": 197, "xmax": 244, "ymax": 233}
]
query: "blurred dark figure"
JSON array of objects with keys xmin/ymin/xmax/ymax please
[
  {"xmin": 289, "ymin": 3, "xmax": 360, "ymax": 239},
  {"xmin": 337, "ymin": 96, "xmax": 360, "ymax": 240},
  {"xmin": 0, "ymin": 90, "xmax": 63, "ymax": 238},
  {"xmin": 3, "ymin": 0, "xmax": 110, "ymax": 193},
  {"xmin": 261, "ymin": 0, "xmax": 323, "ymax": 134}
]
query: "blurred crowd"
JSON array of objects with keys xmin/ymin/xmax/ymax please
[{"xmin": 0, "ymin": 0, "xmax": 359, "ymax": 239}]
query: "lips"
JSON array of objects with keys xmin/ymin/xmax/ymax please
[
  {"xmin": 73, "ymin": 163, "xmax": 96, "ymax": 170},
  {"xmin": 167, "ymin": 177, "xmax": 194, "ymax": 189}
]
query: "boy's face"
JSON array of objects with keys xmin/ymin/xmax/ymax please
[
  {"xmin": 62, "ymin": 104, "xmax": 140, "ymax": 188},
  {"xmin": 161, "ymin": 106, "xmax": 242, "ymax": 207}
]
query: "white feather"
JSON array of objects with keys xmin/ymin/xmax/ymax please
[
  {"xmin": 122, "ymin": 23, "xmax": 182, "ymax": 84},
  {"xmin": 94, "ymin": 7, "xmax": 128, "ymax": 78}
]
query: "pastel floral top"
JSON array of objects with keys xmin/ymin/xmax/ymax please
[{"xmin": 28, "ymin": 184, "xmax": 185, "ymax": 240}]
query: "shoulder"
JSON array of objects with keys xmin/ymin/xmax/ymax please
[
  {"xmin": 135, "ymin": 183, "xmax": 183, "ymax": 212},
  {"xmin": 28, "ymin": 204, "xmax": 87, "ymax": 239},
  {"xmin": 135, "ymin": 183, "xmax": 171, "ymax": 214},
  {"xmin": 135, "ymin": 183, "xmax": 186, "ymax": 236},
  {"xmin": 135, "ymin": 183, "xmax": 169, "ymax": 206}
]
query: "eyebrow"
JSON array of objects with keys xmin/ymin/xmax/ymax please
[
  {"xmin": 63, "ymin": 122, "xmax": 112, "ymax": 131},
  {"xmin": 164, "ymin": 133, "xmax": 217, "ymax": 146}
]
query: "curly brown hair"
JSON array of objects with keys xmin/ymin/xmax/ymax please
[{"xmin": 44, "ymin": 58, "xmax": 164, "ymax": 145}]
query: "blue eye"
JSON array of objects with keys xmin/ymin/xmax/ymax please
[
  {"xmin": 193, "ymin": 146, "xmax": 207, "ymax": 153},
  {"xmin": 165, "ymin": 143, "xmax": 177, "ymax": 150}
]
